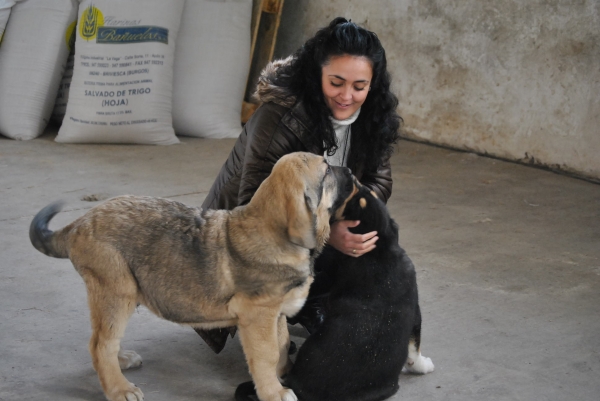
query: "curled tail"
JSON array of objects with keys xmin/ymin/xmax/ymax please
[{"xmin": 29, "ymin": 201, "xmax": 69, "ymax": 258}]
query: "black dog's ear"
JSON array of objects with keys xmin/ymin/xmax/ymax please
[
  {"xmin": 342, "ymin": 193, "xmax": 363, "ymax": 221},
  {"xmin": 344, "ymin": 186, "xmax": 380, "ymax": 222},
  {"xmin": 348, "ymin": 187, "xmax": 392, "ymax": 235},
  {"xmin": 340, "ymin": 190, "xmax": 365, "ymax": 227}
]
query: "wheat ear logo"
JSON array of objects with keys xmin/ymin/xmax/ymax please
[{"xmin": 79, "ymin": 4, "xmax": 104, "ymax": 41}]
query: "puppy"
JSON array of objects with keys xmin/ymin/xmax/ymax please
[
  {"xmin": 29, "ymin": 152, "xmax": 357, "ymax": 401},
  {"xmin": 236, "ymin": 183, "xmax": 434, "ymax": 401}
]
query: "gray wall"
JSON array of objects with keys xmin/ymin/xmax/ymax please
[{"xmin": 274, "ymin": 0, "xmax": 600, "ymax": 181}]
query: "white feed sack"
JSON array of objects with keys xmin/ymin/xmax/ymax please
[
  {"xmin": 172, "ymin": 0, "xmax": 252, "ymax": 138},
  {"xmin": 57, "ymin": 0, "xmax": 185, "ymax": 145},
  {"xmin": 0, "ymin": 0, "xmax": 78, "ymax": 140},
  {"xmin": 0, "ymin": 0, "xmax": 23, "ymax": 43},
  {"xmin": 0, "ymin": 1, "xmax": 17, "ymax": 44},
  {"xmin": 51, "ymin": 19, "xmax": 77, "ymax": 123}
]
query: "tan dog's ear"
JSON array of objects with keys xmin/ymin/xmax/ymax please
[{"xmin": 287, "ymin": 191, "xmax": 317, "ymax": 249}]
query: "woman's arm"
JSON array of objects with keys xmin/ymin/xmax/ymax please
[
  {"xmin": 237, "ymin": 103, "xmax": 305, "ymax": 206},
  {"xmin": 359, "ymin": 157, "xmax": 392, "ymax": 203}
]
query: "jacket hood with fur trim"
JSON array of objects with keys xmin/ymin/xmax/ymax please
[{"xmin": 253, "ymin": 56, "xmax": 297, "ymax": 108}]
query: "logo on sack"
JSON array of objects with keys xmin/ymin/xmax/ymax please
[
  {"xmin": 97, "ymin": 26, "xmax": 169, "ymax": 44},
  {"xmin": 77, "ymin": 4, "xmax": 168, "ymax": 45},
  {"xmin": 80, "ymin": 4, "xmax": 104, "ymax": 41}
]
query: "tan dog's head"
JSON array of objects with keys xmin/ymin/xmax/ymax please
[{"xmin": 252, "ymin": 152, "xmax": 357, "ymax": 251}]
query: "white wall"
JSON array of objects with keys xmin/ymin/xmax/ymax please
[{"xmin": 274, "ymin": 0, "xmax": 600, "ymax": 181}]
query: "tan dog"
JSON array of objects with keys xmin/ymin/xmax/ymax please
[{"xmin": 29, "ymin": 152, "xmax": 357, "ymax": 401}]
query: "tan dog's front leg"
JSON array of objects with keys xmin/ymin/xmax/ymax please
[
  {"xmin": 276, "ymin": 314, "xmax": 293, "ymax": 377},
  {"xmin": 237, "ymin": 306, "xmax": 297, "ymax": 401}
]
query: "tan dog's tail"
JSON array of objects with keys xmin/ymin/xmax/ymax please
[{"xmin": 29, "ymin": 201, "xmax": 69, "ymax": 258}]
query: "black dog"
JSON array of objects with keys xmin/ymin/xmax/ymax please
[{"xmin": 236, "ymin": 185, "xmax": 434, "ymax": 401}]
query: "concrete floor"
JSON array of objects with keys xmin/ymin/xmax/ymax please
[{"xmin": 1, "ymin": 126, "xmax": 599, "ymax": 401}]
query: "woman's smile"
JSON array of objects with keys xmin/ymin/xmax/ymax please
[{"xmin": 321, "ymin": 55, "xmax": 373, "ymax": 120}]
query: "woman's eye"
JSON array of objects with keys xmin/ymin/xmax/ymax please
[
  {"xmin": 330, "ymin": 82, "xmax": 342, "ymax": 87},
  {"xmin": 354, "ymin": 86, "xmax": 366, "ymax": 91}
]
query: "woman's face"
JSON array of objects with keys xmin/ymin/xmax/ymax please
[{"xmin": 321, "ymin": 54, "xmax": 373, "ymax": 120}]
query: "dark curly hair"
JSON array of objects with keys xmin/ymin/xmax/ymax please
[{"xmin": 273, "ymin": 17, "xmax": 401, "ymax": 172}]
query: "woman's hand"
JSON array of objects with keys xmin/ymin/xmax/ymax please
[{"xmin": 328, "ymin": 220, "xmax": 378, "ymax": 257}]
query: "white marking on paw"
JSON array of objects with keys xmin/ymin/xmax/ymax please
[
  {"xmin": 404, "ymin": 355, "xmax": 435, "ymax": 374},
  {"xmin": 281, "ymin": 388, "xmax": 298, "ymax": 401}
]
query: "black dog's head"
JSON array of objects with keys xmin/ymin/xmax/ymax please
[{"xmin": 341, "ymin": 184, "xmax": 399, "ymax": 244}]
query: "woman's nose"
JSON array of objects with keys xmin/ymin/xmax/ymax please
[{"xmin": 339, "ymin": 86, "xmax": 352, "ymax": 100}]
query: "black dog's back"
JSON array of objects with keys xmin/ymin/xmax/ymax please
[{"xmin": 236, "ymin": 186, "xmax": 422, "ymax": 401}]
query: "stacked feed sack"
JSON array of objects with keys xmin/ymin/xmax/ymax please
[
  {"xmin": 0, "ymin": 0, "xmax": 78, "ymax": 140},
  {"xmin": 56, "ymin": 0, "xmax": 185, "ymax": 145},
  {"xmin": 172, "ymin": 0, "xmax": 252, "ymax": 139}
]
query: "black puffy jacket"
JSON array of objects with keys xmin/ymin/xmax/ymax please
[{"xmin": 201, "ymin": 60, "xmax": 393, "ymax": 211}]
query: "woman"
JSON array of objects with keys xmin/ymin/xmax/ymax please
[{"xmin": 197, "ymin": 17, "xmax": 401, "ymax": 352}]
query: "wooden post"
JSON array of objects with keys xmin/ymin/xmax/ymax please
[{"xmin": 241, "ymin": 0, "xmax": 285, "ymax": 123}]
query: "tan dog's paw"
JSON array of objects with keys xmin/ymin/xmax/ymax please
[
  {"xmin": 280, "ymin": 388, "xmax": 298, "ymax": 401},
  {"xmin": 274, "ymin": 387, "xmax": 297, "ymax": 401},
  {"xmin": 118, "ymin": 349, "xmax": 143, "ymax": 370},
  {"xmin": 106, "ymin": 382, "xmax": 144, "ymax": 401},
  {"xmin": 257, "ymin": 386, "xmax": 297, "ymax": 401}
]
